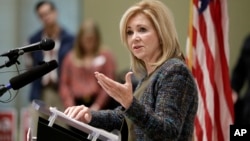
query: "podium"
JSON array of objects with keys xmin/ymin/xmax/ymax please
[{"xmin": 30, "ymin": 100, "xmax": 120, "ymax": 141}]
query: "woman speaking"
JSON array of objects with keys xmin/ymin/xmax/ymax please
[{"xmin": 65, "ymin": 0, "xmax": 198, "ymax": 140}]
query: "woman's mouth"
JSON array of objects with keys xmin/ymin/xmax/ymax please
[{"xmin": 133, "ymin": 46, "xmax": 143, "ymax": 50}]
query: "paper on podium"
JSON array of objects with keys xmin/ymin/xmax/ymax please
[{"xmin": 32, "ymin": 100, "xmax": 120, "ymax": 141}]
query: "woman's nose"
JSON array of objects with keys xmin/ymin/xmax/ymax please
[{"xmin": 132, "ymin": 32, "xmax": 140, "ymax": 41}]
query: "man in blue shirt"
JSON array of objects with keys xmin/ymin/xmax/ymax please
[{"xmin": 27, "ymin": 1, "xmax": 74, "ymax": 108}]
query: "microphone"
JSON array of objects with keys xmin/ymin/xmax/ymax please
[
  {"xmin": 0, "ymin": 60, "xmax": 58, "ymax": 97},
  {"xmin": 0, "ymin": 38, "xmax": 55, "ymax": 57}
]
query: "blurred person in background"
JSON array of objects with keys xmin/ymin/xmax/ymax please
[
  {"xmin": 26, "ymin": 1, "xmax": 74, "ymax": 109},
  {"xmin": 231, "ymin": 34, "xmax": 250, "ymax": 125},
  {"xmin": 60, "ymin": 20, "xmax": 116, "ymax": 111}
]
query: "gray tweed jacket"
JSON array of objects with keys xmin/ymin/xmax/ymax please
[{"xmin": 89, "ymin": 58, "xmax": 198, "ymax": 141}]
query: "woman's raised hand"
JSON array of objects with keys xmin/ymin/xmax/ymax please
[{"xmin": 95, "ymin": 71, "xmax": 133, "ymax": 109}]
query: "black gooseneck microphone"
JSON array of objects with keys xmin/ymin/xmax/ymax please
[
  {"xmin": 0, "ymin": 60, "xmax": 58, "ymax": 97},
  {"xmin": 0, "ymin": 38, "xmax": 55, "ymax": 57}
]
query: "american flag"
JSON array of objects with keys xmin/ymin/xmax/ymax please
[{"xmin": 186, "ymin": 0, "xmax": 234, "ymax": 141}]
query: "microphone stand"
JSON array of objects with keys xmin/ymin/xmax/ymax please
[{"xmin": 0, "ymin": 50, "xmax": 24, "ymax": 69}]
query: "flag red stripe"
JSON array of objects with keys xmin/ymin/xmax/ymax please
[
  {"xmin": 194, "ymin": 116, "xmax": 203, "ymax": 141},
  {"xmin": 193, "ymin": 0, "xmax": 199, "ymax": 8},
  {"xmin": 192, "ymin": 26, "xmax": 197, "ymax": 48}
]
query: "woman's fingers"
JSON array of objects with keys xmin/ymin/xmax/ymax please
[
  {"xmin": 97, "ymin": 80, "xmax": 110, "ymax": 93},
  {"xmin": 64, "ymin": 107, "xmax": 70, "ymax": 115},
  {"xmin": 75, "ymin": 108, "xmax": 92, "ymax": 123},
  {"xmin": 64, "ymin": 106, "xmax": 76, "ymax": 117},
  {"xmin": 67, "ymin": 106, "xmax": 81, "ymax": 118},
  {"xmin": 96, "ymin": 72, "xmax": 117, "ymax": 88},
  {"xmin": 64, "ymin": 105, "xmax": 92, "ymax": 123},
  {"xmin": 96, "ymin": 72, "xmax": 118, "ymax": 94}
]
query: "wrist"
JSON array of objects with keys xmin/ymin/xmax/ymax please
[
  {"xmin": 90, "ymin": 104, "xmax": 101, "ymax": 111},
  {"xmin": 123, "ymin": 96, "xmax": 133, "ymax": 109}
]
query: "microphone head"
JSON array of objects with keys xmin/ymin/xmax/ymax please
[
  {"xmin": 9, "ymin": 60, "xmax": 58, "ymax": 90},
  {"xmin": 41, "ymin": 38, "xmax": 55, "ymax": 51}
]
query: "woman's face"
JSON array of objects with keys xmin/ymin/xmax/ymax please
[
  {"xmin": 126, "ymin": 13, "xmax": 161, "ymax": 63},
  {"xmin": 81, "ymin": 32, "xmax": 97, "ymax": 54}
]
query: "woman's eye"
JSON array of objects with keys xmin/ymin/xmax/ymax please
[
  {"xmin": 126, "ymin": 30, "xmax": 133, "ymax": 36},
  {"xmin": 139, "ymin": 27, "xmax": 147, "ymax": 32}
]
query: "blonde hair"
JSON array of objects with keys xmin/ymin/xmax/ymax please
[{"xmin": 120, "ymin": 0, "xmax": 184, "ymax": 77}]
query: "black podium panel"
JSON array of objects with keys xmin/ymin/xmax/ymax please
[{"xmin": 37, "ymin": 117, "xmax": 90, "ymax": 141}]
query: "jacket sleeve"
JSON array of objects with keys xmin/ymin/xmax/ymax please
[
  {"xmin": 89, "ymin": 107, "xmax": 124, "ymax": 132},
  {"xmin": 124, "ymin": 63, "xmax": 198, "ymax": 140}
]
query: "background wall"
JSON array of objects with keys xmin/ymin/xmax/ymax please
[{"xmin": 228, "ymin": 0, "xmax": 250, "ymax": 71}]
